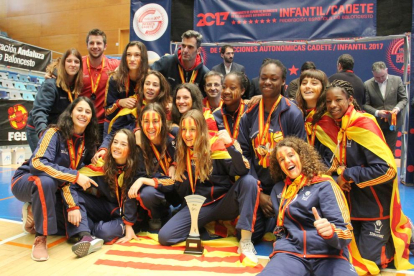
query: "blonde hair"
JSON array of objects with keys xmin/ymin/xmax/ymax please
[{"xmin": 175, "ymin": 110, "xmax": 212, "ymax": 182}]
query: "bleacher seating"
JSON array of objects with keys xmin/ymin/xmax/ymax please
[{"xmin": 0, "ymin": 68, "xmax": 45, "ymax": 101}]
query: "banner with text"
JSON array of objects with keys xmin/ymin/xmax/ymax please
[
  {"xmin": 194, "ymin": 0, "xmax": 376, "ymax": 42},
  {"xmin": 0, "ymin": 37, "xmax": 51, "ymax": 72},
  {"xmin": 0, "ymin": 99, "xmax": 32, "ymax": 146},
  {"xmin": 130, "ymin": 0, "xmax": 171, "ymax": 61}
]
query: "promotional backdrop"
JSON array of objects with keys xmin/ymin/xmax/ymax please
[
  {"xmin": 194, "ymin": 0, "xmax": 376, "ymax": 42},
  {"xmin": 130, "ymin": 0, "xmax": 171, "ymax": 61},
  {"xmin": 0, "ymin": 100, "xmax": 32, "ymax": 146},
  {"xmin": 0, "ymin": 37, "xmax": 51, "ymax": 72}
]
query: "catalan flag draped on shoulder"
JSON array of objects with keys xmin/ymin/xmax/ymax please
[{"xmin": 334, "ymin": 105, "xmax": 414, "ymax": 272}]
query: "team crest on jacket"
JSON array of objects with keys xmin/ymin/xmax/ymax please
[
  {"xmin": 369, "ymin": 220, "xmax": 384, "ymax": 239},
  {"xmin": 301, "ymin": 190, "xmax": 312, "ymax": 201}
]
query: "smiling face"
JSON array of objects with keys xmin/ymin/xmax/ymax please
[
  {"xmin": 276, "ymin": 146, "xmax": 302, "ymax": 180},
  {"xmin": 300, "ymin": 77, "xmax": 323, "ymax": 109},
  {"xmin": 222, "ymin": 74, "xmax": 244, "ymax": 110},
  {"xmin": 126, "ymin": 45, "xmax": 141, "ymax": 72},
  {"xmin": 204, "ymin": 75, "xmax": 223, "ymax": 100},
  {"xmin": 87, "ymin": 35, "xmax": 106, "ymax": 59},
  {"xmin": 143, "ymin": 74, "xmax": 161, "ymax": 102},
  {"xmin": 326, "ymin": 87, "xmax": 353, "ymax": 120},
  {"xmin": 111, "ymin": 132, "xmax": 129, "ymax": 165},
  {"xmin": 71, "ymin": 100, "xmax": 92, "ymax": 134},
  {"xmin": 176, "ymin": 88, "xmax": 193, "ymax": 114},
  {"xmin": 65, "ymin": 54, "xmax": 81, "ymax": 77},
  {"xmin": 181, "ymin": 117, "xmax": 197, "ymax": 147},
  {"xmin": 259, "ymin": 63, "xmax": 285, "ymax": 99},
  {"xmin": 141, "ymin": 110, "xmax": 162, "ymax": 144}
]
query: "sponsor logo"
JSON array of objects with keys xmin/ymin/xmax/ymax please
[
  {"xmin": 302, "ymin": 190, "xmax": 311, "ymax": 201},
  {"xmin": 8, "ymin": 104, "xmax": 28, "ymax": 130},
  {"xmin": 369, "ymin": 220, "xmax": 384, "ymax": 239},
  {"xmin": 133, "ymin": 4, "xmax": 168, "ymax": 41},
  {"xmin": 386, "ymin": 39, "xmax": 409, "ymax": 75}
]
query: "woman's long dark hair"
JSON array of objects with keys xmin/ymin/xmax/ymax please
[
  {"xmin": 113, "ymin": 41, "xmax": 149, "ymax": 91},
  {"xmin": 56, "ymin": 96, "xmax": 99, "ymax": 152},
  {"xmin": 104, "ymin": 129, "xmax": 140, "ymax": 195},
  {"xmin": 171, "ymin": 83, "xmax": 204, "ymax": 125},
  {"xmin": 138, "ymin": 103, "xmax": 168, "ymax": 176},
  {"xmin": 295, "ymin": 69, "xmax": 328, "ymax": 115},
  {"xmin": 136, "ymin": 70, "xmax": 171, "ymax": 119}
]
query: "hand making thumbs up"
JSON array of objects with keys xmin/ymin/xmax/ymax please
[{"xmin": 312, "ymin": 207, "xmax": 334, "ymax": 237}]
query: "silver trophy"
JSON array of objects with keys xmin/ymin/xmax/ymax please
[{"xmin": 184, "ymin": 194, "xmax": 206, "ymax": 255}]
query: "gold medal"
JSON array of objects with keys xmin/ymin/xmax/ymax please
[
  {"xmin": 283, "ymin": 184, "xmax": 297, "ymax": 199},
  {"xmin": 257, "ymin": 145, "xmax": 269, "ymax": 156}
]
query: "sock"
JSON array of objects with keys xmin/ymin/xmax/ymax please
[{"xmin": 240, "ymin": 230, "xmax": 252, "ymax": 242}]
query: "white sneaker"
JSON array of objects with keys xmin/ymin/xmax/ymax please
[{"xmin": 238, "ymin": 239, "xmax": 258, "ymax": 264}]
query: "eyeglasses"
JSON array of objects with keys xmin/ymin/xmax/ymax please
[{"xmin": 205, "ymin": 83, "xmax": 222, "ymax": 88}]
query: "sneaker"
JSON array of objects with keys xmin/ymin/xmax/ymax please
[
  {"xmin": 31, "ymin": 236, "xmax": 48, "ymax": 261},
  {"xmin": 22, "ymin": 202, "xmax": 35, "ymax": 234},
  {"xmin": 238, "ymin": 239, "xmax": 258, "ymax": 264},
  {"xmin": 149, "ymin": 218, "xmax": 162, "ymax": 231},
  {"xmin": 72, "ymin": 235, "xmax": 103, "ymax": 258}
]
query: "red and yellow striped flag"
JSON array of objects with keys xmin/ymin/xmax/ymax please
[{"xmin": 94, "ymin": 233, "xmax": 263, "ymax": 275}]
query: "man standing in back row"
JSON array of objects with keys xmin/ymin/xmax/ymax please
[
  {"xmin": 152, "ymin": 30, "xmax": 209, "ymax": 96},
  {"xmin": 82, "ymin": 29, "xmax": 120, "ymax": 143},
  {"xmin": 211, "ymin": 45, "xmax": 245, "ymax": 76},
  {"xmin": 364, "ymin": 61, "xmax": 408, "ymax": 154}
]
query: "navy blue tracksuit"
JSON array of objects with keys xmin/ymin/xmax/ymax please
[{"xmin": 11, "ymin": 128, "xmax": 84, "ymax": 236}]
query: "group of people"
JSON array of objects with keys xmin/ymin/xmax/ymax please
[{"xmin": 11, "ymin": 28, "xmax": 414, "ymax": 276}]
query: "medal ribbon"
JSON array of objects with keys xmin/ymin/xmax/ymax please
[
  {"xmin": 178, "ymin": 65, "xmax": 198, "ymax": 84},
  {"xmin": 87, "ymin": 57, "xmax": 105, "ymax": 99},
  {"xmin": 114, "ymin": 170, "xmax": 125, "ymax": 215},
  {"xmin": 305, "ymin": 108, "xmax": 316, "ymax": 145},
  {"xmin": 67, "ymin": 138, "xmax": 85, "ymax": 170},
  {"xmin": 221, "ymin": 100, "xmax": 245, "ymax": 139},
  {"xmin": 66, "ymin": 88, "xmax": 76, "ymax": 103},
  {"xmin": 257, "ymin": 95, "xmax": 282, "ymax": 166},
  {"xmin": 150, "ymin": 143, "xmax": 169, "ymax": 175},
  {"xmin": 186, "ymin": 148, "xmax": 198, "ymax": 194},
  {"xmin": 277, "ymin": 174, "xmax": 308, "ymax": 228}
]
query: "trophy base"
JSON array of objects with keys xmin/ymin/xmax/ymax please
[{"xmin": 184, "ymin": 236, "xmax": 204, "ymax": 255}]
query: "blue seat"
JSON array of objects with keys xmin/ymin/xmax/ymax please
[
  {"xmin": 8, "ymin": 72, "xmax": 19, "ymax": 81},
  {"xmin": 0, "ymin": 90, "xmax": 9, "ymax": 100},
  {"xmin": 26, "ymin": 84, "xmax": 37, "ymax": 92},
  {"xmin": 22, "ymin": 92, "xmax": 35, "ymax": 101},
  {"xmin": 37, "ymin": 77, "xmax": 45, "ymax": 85},
  {"xmin": 29, "ymin": 75, "xmax": 38, "ymax": 83},
  {"xmin": 0, "ymin": 72, "xmax": 7, "ymax": 79},
  {"xmin": 18, "ymin": 74, "xmax": 30, "ymax": 82},
  {"xmin": 2, "ymin": 80, "xmax": 14, "ymax": 89},
  {"xmin": 15, "ymin": 82, "xmax": 27, "ymax": 91}
]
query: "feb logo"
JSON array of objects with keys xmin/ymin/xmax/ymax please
[
  {"xmin": 8, "ymin": 104, "xmax": 28, "ymax": 130},
  {"xmin": 386, "ymin": 39, "xmax": 409, "ymax": 75},
  {"xmin": 133, "ymin": 3, "xmax": 168, "ymax": 42}
]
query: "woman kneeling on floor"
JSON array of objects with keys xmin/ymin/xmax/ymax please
[{"xmin": 258, "ymin": 136, "xmax": 357, "ymax": 276}]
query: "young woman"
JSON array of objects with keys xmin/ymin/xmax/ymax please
[
  {"xmin": 213, "ymin": 71, "xmax": 248, "ymax": 140},
  {"xmin": 118, "ymin": 103, "xmax": 178, "ymax": 242},
  {"xmin": 238, "ymin": 59, "xmax": 306, "ymax": 230},
  {"xmin": 324, "ymin": 80, "xmax": 414, "ymax": 271},
  {"xmin": 104, "ymin": 41, "xmax": 149, "ymax": 137},
  {"xmin": 27, "ymin": 48, "xmax": 83, "ymax": 152},
  {"xmin": 258, "ymin": 136, "xmax": 356, "ymax": 276},
  {"xmin": 94, "ymin": 71, "xmax": 171, "ymax": 162},
  {"xmin": 11, "ymin": 97, "xmax": 100, "ymax": 262},
  {"xmin": 171, "ymin": 83, "xmax": 218, "ymax": 135},
  {"xmin": 66, "ymin": 129, "xmax": 140, "ymax": 253},
  {"xmin": 157, "ymin": 110, "xmax": 260, "ymax": 263}
]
